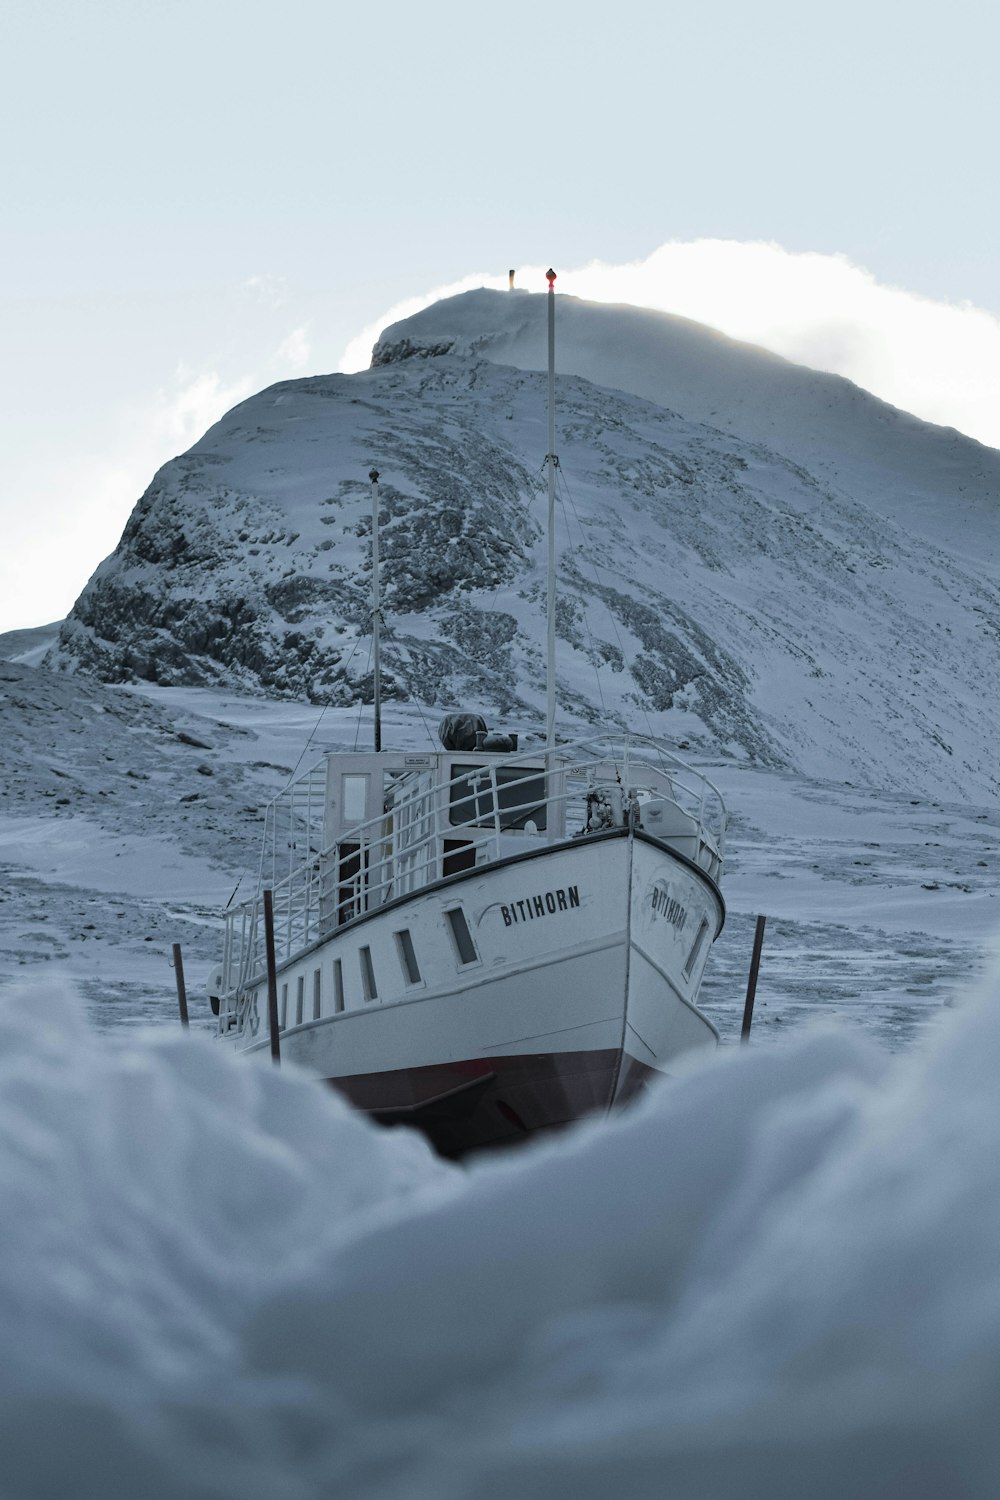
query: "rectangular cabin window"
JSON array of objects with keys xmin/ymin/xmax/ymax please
[
  {"xmin": 341, "ymin": 773, "xmax": 369, "ymax": 825},
  {"xmin": 449, "ymin": 765, "xmax": 547, "ymax": 832},
  {"xmin": 333, "ymin": 958, "xmax": 345, "ymax": 1013},
  {"xmin": 280, "ymin": 983, "xmax": 288, "ymax": 1030},
  {"xmin": 337, "ymin": 842, "xmax": 365, "ymax": 926},
  {"xmin": 442, "ymin": 838, "xmax": 477, "ymax": 878},
  {"xmin": 360, "ymin": 946, "xmax": 378, "ymax": 1001},
  {"xmin": 446, "ymin": 906, "xmax": 479, "ymax": 966},
  {"xmin": 295, "ymin": 975, "xmax": 304, "ymax": 1026},
  {"xmin": 313, "ymin": 968, "xmax": 322, "ymax": 1020},
  {"xmin": 684, "ymin": 918, "xmax": 710, "ymax": 979},
  {"xmin": 395, "ymin": 929, "xmax": 421, "ymax": 985}
]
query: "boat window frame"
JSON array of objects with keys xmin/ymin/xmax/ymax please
[
  {"xmin": 448, "ymin": 762, "xmax": 548, "ymax": 833},
  {"xmin": 360, "ymin": 945, "xmax": 378, "ymax": 1001},
  {"xmin": 683, "ymin": 918, "xmax": 711, "ymax": 979},
  {"xmin": 341, "ymin": 772, "xmax": 370, "ymax": 825},
  {"xmin": 395, "ymin": 929, "xmax": 423, "ymax": 986},
  {"xmin": 445, "ymin": 905, "xmax": 480, "ymax": 967}
]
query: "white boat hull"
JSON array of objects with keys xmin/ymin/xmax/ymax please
[{"xmin": 221, "ymin": 828, "xmax": 723, "ymax": 1156}]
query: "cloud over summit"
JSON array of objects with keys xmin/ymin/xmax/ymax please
[{"xmin": 341, "ymin": 240, "xmax": 1000, "ymax": 451}]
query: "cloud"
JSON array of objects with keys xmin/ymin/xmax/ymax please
[
  {"xmin": 338, "ymin": 272, "xmax": 508, "ymax": 374},
  {"xmin": 0, "ymin": 367, "xmax": 256, "ymax": 630},
  {"xmin": 277, "ymin": 326, "xmax": 310, "ymax": 369},
  {"xmin": 242, "ymin": 273, "xmax": 291, "ymax": 310},
  {"xmin": 339, "ymin": 241, "xmax": 1000, "ymax": 450},
  {"xmin": 155, "ymin": 366, "xmax": 255, "ymax": 449}
]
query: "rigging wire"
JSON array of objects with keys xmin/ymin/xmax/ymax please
[
  {"xmin": 353, "ymin": 632, "xmax": 375, "ymax": 751},
  {"xmin": 225, "ymin": 626, "xmax": 371, "ymax": 914},
  {"xmin": 550, "ymin": 467, "xmax": 609, "ymax": 727},
  {"xmin": 379, "ymin": 620, "xmax": 440, "ymax": 750},
  {"xmin": 283, "ymin": 628, "xmax": 369, "ymax": 788},
  {"xmin": 556, "ymin": 464, "xmax": 669, "ymax": 775}
]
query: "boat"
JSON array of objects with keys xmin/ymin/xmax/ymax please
[{"xmin": 208, "ymin": 272, "xmax": 727, "ymax": 1157}]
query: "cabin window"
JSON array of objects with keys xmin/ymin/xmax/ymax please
[
  {"xmin": 333, "ymin": 958, "xmax": 345, "ymax": 1013},
  {"xmin": 360, "ymin": 946, "xmax": 378, "ymax": 1001},
  {"xmin": 341, "ymin": 774, "xmax": 369, "ymax": 825},
  {"xmin": 313, "ymin": 968, "xmax": 322, "ymax": 1020},
  {"xmin": 296, "ymin": 975, "xmax": 304, "ymax": 1025},
  {"xmin": 280, "ymin": 982, "xmax": 288, "ymax": 1030},
  {"xmin": 396, "ymin": 929, "xmax": 422, "ymax": 985},
  {"xmin": 337, "ymin": 842, "xmax": 365, "ymax": 926},
  {"xmin": 446, "ymin": 906, "xmax": 479, "ymax": 966},
  {"xmin": 449, "ymin": 765, "xmax": 547, "ymax": 832},
  {"xmin": 684, "ymin": 918, "xmax": 710, "ymax": 979},
  {"xmin": 442, "ymin": 838, "xmax": 477, "ymax": 878}
]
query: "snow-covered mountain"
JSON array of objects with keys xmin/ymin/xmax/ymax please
[
  {"xmin": 47, "ymin": 290, "xmax": 1000, "ymax": 802},
  {"xmin": 380, "ymin": 291, "xmax": 1000, "ymax": 566}
]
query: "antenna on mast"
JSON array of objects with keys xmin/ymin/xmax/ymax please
[
  {"xmin": 369, "ymin": 467, "xmax": 382, "ymax": 753},
  {"xmin": 545, "ymin": 269, "xmax": 558, "ymax": 752}
]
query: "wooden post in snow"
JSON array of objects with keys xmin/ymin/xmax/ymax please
[
  {"xmin": 171, "ymin": 943, "xmax": 189, "ymax": 1029},
  {"xmin": 741, "ymin": 914, "xmax": 767, "ymax": 1043}
]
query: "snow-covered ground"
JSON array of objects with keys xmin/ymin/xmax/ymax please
[
  {"xmin": 3, "ymin": 633, "xmax": 998, "ymax": 1499},
  {"xmin": 1, "ymin": 657, "xmax": 990, "ymax": 1049}
]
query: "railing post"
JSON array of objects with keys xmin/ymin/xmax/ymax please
[
  {"xmin": 489, "ymin": 765, "xmax": 502, "ymax": 859},
  {"xmin": 263, "ymin": 887, "xmax": 281, "ymax": 1065}
]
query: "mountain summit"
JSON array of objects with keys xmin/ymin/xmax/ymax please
[{"xmin": 47, "ymin": 290, "xmax": 1000, "ymax": 800}]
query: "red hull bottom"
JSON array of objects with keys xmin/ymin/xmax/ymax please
[{"xmin": 326, "ymin": 1049, "xmax": 658, "ymax": 1159}]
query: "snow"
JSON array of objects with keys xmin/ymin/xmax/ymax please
[
  {"xmin": 5, "ymin": 288, "xmax": 1000, "ymax": 1488},
  {"xmin": 2, "ymin": 969, "xmax": 1000, "ymax": 1497},
  {"xmin": 0, "ymin": 670, "xmax": 988, "ymax": 1045},
  {"xmin": 44, "ymin": 291, "xmax": 1000, "ymax": 805},
  {"xmin": 378, "ymin": 289, "xmax": 1000, "ymax": 569}
]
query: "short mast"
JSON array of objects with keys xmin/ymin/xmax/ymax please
[
  {"xmin": 545, "ymin": 268, "xmax": 557, "ymax": 752},
  {"xmin": 369, "ymin": 467, "xmax": 382, "ymax": 753}
]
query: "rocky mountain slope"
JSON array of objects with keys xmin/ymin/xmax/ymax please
[
  {"xmin": 46, "ymin": 292, "xmax": 1000, "ymax": 802},
  {"xmin": 379, "ymin": 291, "xmax": 1000, "ymax": 567}
]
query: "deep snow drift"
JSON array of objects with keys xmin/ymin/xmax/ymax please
[{"xmin": 3, "ymin": 973, "xmax": 1000, "ymax": 1499}]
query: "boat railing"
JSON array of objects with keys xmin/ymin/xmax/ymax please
[{"xmin": 219, "ymin": 735, "xmax": 726, "ymax": 1001}]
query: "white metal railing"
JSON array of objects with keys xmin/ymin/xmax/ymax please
[{"xmin": 219, "ymin": 734, "xmax": 726, "ymax": 1006}]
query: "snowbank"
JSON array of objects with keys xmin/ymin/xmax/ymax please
[{"xmin": 3, "ymin": 980, "xmax": 1000, "ymax": 1497}]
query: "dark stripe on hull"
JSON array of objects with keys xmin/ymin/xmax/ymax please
[{"xmin": 326, "ymin": 1049, "xmax": 658, "ymax": 1160}]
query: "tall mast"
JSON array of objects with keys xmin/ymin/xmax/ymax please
[
  {"xmin": 545, "ymin": 268, "xmax": 557, "ymax": 751},
  {"xmin": 369, "ymin": 467, "xmax": 382, "ymax": 752}
]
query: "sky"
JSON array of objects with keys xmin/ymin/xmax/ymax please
[{"xmin": 3, "ymin": 0, "xmax": 1000, "ymax": 635}]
